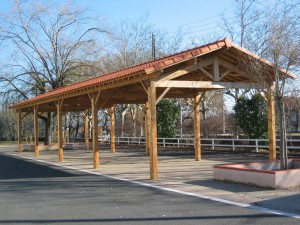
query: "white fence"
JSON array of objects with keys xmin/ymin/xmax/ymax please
[{"xmin": 100, "ymin": 136, "xmax": 300, "ymax": 152}]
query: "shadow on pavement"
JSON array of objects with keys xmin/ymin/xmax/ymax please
[
  {"xmin": 0, "ymin": 153, "xmax": 78, "ymax": 179},
  {"xmin": 185, "ymin": 179, "xmax": 267, "ymax": 193},
  {"xmin": 255, "ymin": 193, "xmax": 300, "ymax": 214}
]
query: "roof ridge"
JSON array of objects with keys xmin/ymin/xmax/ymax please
[
  {"xmin": 40, "ymin": 37, "xmax": 229, "ymax": 94},
  {"xmin": 90, "ymin": 37, "xmax": 229, "ymax": 78}
]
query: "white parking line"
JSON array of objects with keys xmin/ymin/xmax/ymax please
[{"xmin": 6, "ymin": 152, "xmax": 300, "ymax": 220}]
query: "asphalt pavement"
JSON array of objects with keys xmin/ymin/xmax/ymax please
[{"xmin": 0, "ymin": 152, "xmax": 299, "ymax": 225}]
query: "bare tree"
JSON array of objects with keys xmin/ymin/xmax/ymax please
[
  {"xmin": 221, "ymin": 0, "xmax": 263, "ymax": 137},
  {"xmin": 221, "ymin": 0, "xmax": 262, "ymax": 48},
  {"xmin": 240, "ymin": 0, "xmax": 300, "ymax": 169},
  {"xmin": 0, "ymin": 0, "xmax": 107, "ymax": 144}
]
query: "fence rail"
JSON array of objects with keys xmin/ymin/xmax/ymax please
[{"xmin": 99, "ymin": 136, "xmax": 300, "ymax": 152}]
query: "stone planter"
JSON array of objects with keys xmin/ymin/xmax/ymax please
[{"xmin": 214, "ymin": 159, "xmax": 300, "ymax": 189}]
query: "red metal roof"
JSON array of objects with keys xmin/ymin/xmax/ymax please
[
  {"xmin": 10, "ymin": 37, "xmax": 297, "ymax": 110},
  {"xmin": 11, "ymin": 38, "xmax": 229, "ymax": 109}
]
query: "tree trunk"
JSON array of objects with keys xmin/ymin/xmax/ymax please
[
  {"xmin": 277, "ymin": 98, "xmax": 288, "ymax": 170},
  {"xmin": 234, "ymin": 89, "xmax": 240, "ymax": 138},
  {"xmin": 44, "ymin": 112, "xmax": 52, "ymax": 145},
  {"xmin": 121, "ymin": 110, "xmax": 127, "ymax": 137},
  {"xmin": 74, "ymin": 113, "xmax": 80, "ymax": 140},
  {"xmin": 131, "ymin": 106, "xmax": 137, "ymax": 137},
  {"xmin": 65, "ymin": 112, "xmax": 70, "ymax": 142}
]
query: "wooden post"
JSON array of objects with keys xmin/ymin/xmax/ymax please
[
  {"xmin": 33, "ymin": 105, "xmax": 39, "ymax": 157},
  {"xmin": 213, "ymin": 55, "xmax": 220, "ymax": 81},
  {"xmin": 194, "ymin": 94, "xmax": 201, "ymax": 161},
  {"xmin": 145, "ymin": 102, "xmax": 150, "ymax": 156},
  {"xmin": 110, "ymin": 105, "xmax": 116, "ymax": 153},
  {"xmin": 17, "ymin": 110, "xmax": 22, "ymax": 154},
  {"xmin": 89, "ymin": 91, "xmax": 100, "ymax": 169},
  {"xmin": 85, "ymin": 109, "xmax": 89, "ymax": 150},
  {"xmin": 149, "ymin": 81, "xmax": 158, "ymax": 180},
  {"xmin": 56, "ymin": 99, "xmax": 64, "ymax": 162},
  {"xmin": 267, "ymin": 88, "xmax": 276, "ymax": 160}
]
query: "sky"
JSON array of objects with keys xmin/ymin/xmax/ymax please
[
  {"xmin": 84, "ymin": 0, "xmax": 234, "ymax": 29},
  {"xmin": 0, "ymin": 0, "xmax": 235, "ymax": 42},
  {"xmin": 84, "ymin": 0, "xmax": 235, "ymax": 43}
]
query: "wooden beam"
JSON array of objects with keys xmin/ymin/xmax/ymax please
[
  {"xmin": 197, "ymin": 58, "xmax": 213, "ymax": 68},
  {"xmin": 219, "ymin": 68, "xmax": 231, "ymax": 80},
  {"xmin": 200, "ymin": 68, "xmax": 214, "ymax": 80},
  {"xmin": 17, "ymin": 109, "xmax": 22, "ymax": 154},
  {"xmin": 267, "ymin": 86, "xmax": 276, "ymax": 160},
  {"xmin": 21, "ymin": 112, "xmax": 30, "ymax": 120},
  {"xmin": 156, "ymin": 87, "xmax": 171, "ymax": 105},
  {"xmin": 110, "ymin": 105, "xmax": 116, "ymax": 153},
  {"xmin": 194, "ymin": 94, "xmax": 201, "ymax": 161},
  {"xmin": 33, "ymin": 105, "xmax": 39, "ymax": 157},
  {"xmin": 140, "ymin": 81, "xmax": 148, "ymax": 94},
  {"xmin": 155, "ymin": 58, "xmax": 213, "ymax": 83},
  {"xmin": 85, "ymin": 109, "xmax": 89, "ymax": 150},
  {"xmin": 99, "ymin": 99, "xmax": 108, "ymax": 109},
  {"xmin": 56, "ymin": 99, "xmax": 64, "ymax": 162},
  {"xmin": 156, "ymin": 69, "xmax": 191, "ymax": 83},
  {"xmin": 100, "ymin": 90, "xmax": 147, "ymax": 99},
  {"xmin": 89, "ymin": 91, "xmax": 100, "ymax": 169},
  {"xmin": 156, "ymin": 80, "xmax": 260, "ymax": 89},
  {"xmin": 213, "ymin": 56, "xmax": 220, "ymax": 81},
  {"xmin": 149, "ymin": 81, "xmax": 158, "ymax": 180}
]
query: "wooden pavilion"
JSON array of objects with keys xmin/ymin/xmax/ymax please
[{"xmin": 10, "ymin": 37, "xmax": 296, "ymax": 180}]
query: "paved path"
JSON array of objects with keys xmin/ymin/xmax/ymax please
[{"xmin": 0, "ymin": 145, "xmax": 299, "ymax": 224}]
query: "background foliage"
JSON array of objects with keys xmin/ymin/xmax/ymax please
[
  {"xmin": 234, "ymin": 94, "xmax": 268, "ymax": 138},
  {"xmin": 157, "ymin": 99, "xmax": 180, "ymax": 138}
]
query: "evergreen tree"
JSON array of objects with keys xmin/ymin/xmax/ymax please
[
  {"xmin": 157, "ymin": 99, "xmax": 180, "ymax": 138},
  {"xmin": 234, "ymin": 94, "xmax": 268, "ymax": 138}
]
